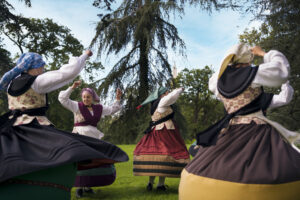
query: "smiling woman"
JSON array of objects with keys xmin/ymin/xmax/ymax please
[{"xmin": 58, "ymin": 80, "xmax": 123, "ymax": 198}]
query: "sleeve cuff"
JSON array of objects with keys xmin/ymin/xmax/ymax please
[{"xmin": 80, "ymin": 53, "xmax": 89, "ymax": 61}]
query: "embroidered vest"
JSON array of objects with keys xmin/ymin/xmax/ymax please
[
  {"xmin": 151, "ymin": 107, "xmax": 175, "ymax": 130},
  {"xmin": 218, "ymin": 86, "xmax": 267, "ymax": 124},
  {"xmin": 6, "ymin": 73, "xmax": 50, "ymax": 126},
  {"xmin": 74, "ymin": 102, "xmax": 102, "ymax": 127},
  {"xmin": 7, "ymin": 88, "xmax": 50, "ymax": 126}
]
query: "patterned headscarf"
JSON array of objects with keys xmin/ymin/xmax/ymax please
[
  {"xmin": 81, "ymin": 88, "xmax": 100, "ymax": 103},
  {"xmin": 0, "ymin": 52, "xmax": 46, "ymax": 91}
]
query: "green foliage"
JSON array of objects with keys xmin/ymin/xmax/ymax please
[
  {"xmin": 239, "ymin": 0, "xmax": 300, "ymax": 130},
  {"xmin": 173, "ymin": 66, "xmax": 223, "ymax": 139},
  {"xmin": 0, "ymin": 0, "xmax": 31, "ymax": 114},
  {"xmin": 1, "ymin": 17, "xmax": 84, "ymax": 63},
  {"xmin": 0, "ymin": 0, "xmax": 31, "ymax": 23},
  {"xmin": 0, "ymin": 42, "xmax": 13, "ymax": 114},
  {"xmin": 101, "ymin": 87, "xmax": 150, "ymax": 144}
]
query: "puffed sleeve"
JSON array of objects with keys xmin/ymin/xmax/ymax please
[
  {"xmin": 268, "ymin": 81, "xmax": 294, "ymax": 109},
  {"xmin": 158, "ymin": 88, "xmax": 183, "ymax": 108},
  {"xmin": 101, "ymin": 100, "xmax": 122, "ymax": 117},
  {"xmin": 32, "ymin": 53, "xmax": 88, "ymax": 94},
  {"xmin": 252, "ymin": 50, "xmax": 290, "ymax": 88},
  {"xmin": 58, "ymin": 87, "xmax": 79, "ymax": 113},
  {"xmin": 208, "ymin": 72, "xmax": 220, "ymax": 99}
]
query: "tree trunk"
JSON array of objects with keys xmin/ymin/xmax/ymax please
[{"xmin": 138, "ymin": 37, "xmax": 149, "ymax": 101}]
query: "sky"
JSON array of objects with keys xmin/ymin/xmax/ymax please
[{"xmin": 5, "ymin": 0, "xmax": 260, "ymax": 76}]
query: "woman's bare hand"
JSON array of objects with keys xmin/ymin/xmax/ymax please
[
  {"xmin": 251, "ymin": 46, "xmax": 266, "ymax": 57},
  {"xmin": 116, "ymin": 88, "xmax": 122, "ymax": 100},
  {"xmin": 85, "ymin": 50, "xmax": 93, "ymax": 57},
  {"xmin": 71, "ymin": 80, "xmax": 81, "ymax": 89}
]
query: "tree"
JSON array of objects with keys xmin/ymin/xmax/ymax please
[
  {"xmin": 173, "ymin": 66, "xmax": 224, "ymax": 140},
  {"xmin": 91, "ymin": 0, "xmax": 186, "ymax": 103},
  {"xmin": 0, "ymin": 0, "xmax": 31, "ymax": 114},
  {"xmin": 0, "ymin": 0, "xmax": 31, "ymax": 23},
  {"xmin": 0, "ymin": 42, "xmax": 13, "ymax": 114},
  {"xmin": 90, "ymin": 0, "xmax": 243, "ymax": 143}
]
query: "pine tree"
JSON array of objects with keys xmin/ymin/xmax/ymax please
[{"xmin": 91, "ymin": 0, "xmax": 186, "ymax": 102}]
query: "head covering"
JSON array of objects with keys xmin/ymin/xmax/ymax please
[
  {"xmin": 81, "ymin": 88, "xmax": 100, "ymax": 103},
  {"xmin": 0, "ymin": 52, "xmax": 45, "ymax": 91},
  {"xmin": 136, "ymin": 86, "xmax": 168, "ymax": 109},
  {"xmin": 218, "ymin": 43, "xmax": 254, "ymax": 79}
]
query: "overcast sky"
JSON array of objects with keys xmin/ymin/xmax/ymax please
[{"xmin": 5, "ymin": 0, "xmax": 259, "ymax": 76}]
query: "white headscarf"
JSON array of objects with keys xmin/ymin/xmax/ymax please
[{"xmin": 218, "ymin": 43, "xmax": 254, "ymax": 79}]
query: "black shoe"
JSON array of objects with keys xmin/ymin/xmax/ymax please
[
  {"xmin": 156, "ymin": 185, "xmax": 167, "ymax": 191},
  {"xmin": 146, "ymin": 183, "xmax": 153, "ymax": 191},
  {"xmin": 76, "ymin": 188, "xmax": 83, "ymax": 198},
  {"xmin": 83, "ymin": 187, "xmax": 95, "ymax": 194}
]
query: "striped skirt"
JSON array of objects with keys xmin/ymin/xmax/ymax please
[
  {"xmin": 179, "ymin": 123, "xmax": 300, "ymax": 200},
  {"xmin": 133, "ymin": 127, "xmax": 190, "ymax": 177}
]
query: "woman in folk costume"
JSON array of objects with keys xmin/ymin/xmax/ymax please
[
  {"xmin": 0, "ymin": 50, "xmax": 128, "ymax": 200},
  {"xmin": 58, "ymin": 80, "xmax": 122, "ymax": 198},
  {"xmin": 188, "ymin": 81, "xmax": 294, "ymax": 157},
  {"xmin": 179, "ymin": 43, "xmax": 300, "ymax": 200},
  {"xmin": 133, "ymin": 87, "xmax": 190, "ymax": 191}
]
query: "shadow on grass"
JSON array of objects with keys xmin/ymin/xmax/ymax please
[{"xmin": 71, "ymin": 185, "xmax": 179, "ymax": 200}]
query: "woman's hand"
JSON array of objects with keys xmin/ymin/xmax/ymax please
[
  {"xmin": 85, "ymin": 50, "xmax": 93, "ymax": 57},
  {"xmin": 251, "ymin": 46, "xmax": 266, "ymax": 57},
  {"xmin": 116, "ymin": 88, "xmax": 122, "ymax": 101},
  {"xmin": 71, "ymin": 80, "xmax": 81, "ymax": 89}
]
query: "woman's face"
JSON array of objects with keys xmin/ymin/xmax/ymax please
[
  {"xmin": 160, "ymin": 91, "xmax": 169, "ymax": 98},
  {"xmin": 81, "ymin": 91, "xmax": 93, "ymax": 107},
  {"xmin": 27, "ymin": 66, "xmax": 45, "ymax": 76}
]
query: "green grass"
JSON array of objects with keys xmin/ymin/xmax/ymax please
[{"xmin": 71, "ymin": 144, "xmax": 189, "ymax": 200}]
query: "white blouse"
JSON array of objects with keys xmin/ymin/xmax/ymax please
[
  {"xmin": 9, "ymin": 53, "xmax": 89, "ymax": 126},
  {"xmin": 58, "ymin": 87, "xmax": 121, "ymax": 139},
  {"xmin": 268, "ymin": 81, "xmax": 294, "ymax": 109},
  {"xmin": 156, "ymin": 88, "xmax": 183, "ymax": 113},
  {"xmin": 209, "ymin": 50, "xmax": 292, "ymax": 109},
  {"xmin": 32, "ymin": 54, "xmax": 88, "ymax": 94}
]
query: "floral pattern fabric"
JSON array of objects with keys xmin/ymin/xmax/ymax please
[
  {"xmin": 219, "ymin": 86, "xmax": 266, "ymax": 125},
  {"xmin": 218, "ymin": 87, "xmax": 262, "ymax": 114},
  {"xmin": 8, "ymin": 88, "xmax": 51, "ymax": 126}
]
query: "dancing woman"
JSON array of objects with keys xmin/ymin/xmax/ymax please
[
  {"xmin": 0, "ymin": 51, "xmax": 128, "ymax": 199},
  {"xmin": 134, "ymin": 87, "xmax": 190, "ymax": 191},
  {"xmin": 179, "ymin": 44, "xmax": 300, "ymax": 200},
  {"xmin": 188, "ymin": 81, "xmax": 294, "ymax": 157},
  {"xmin": 59, "ymin": 80, "xmax": 122, "ymax": 197}
]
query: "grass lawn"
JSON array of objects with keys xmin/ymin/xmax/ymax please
[{"xmin": 71, "ymin": 144, "xmax": 191, "ymax": 200}]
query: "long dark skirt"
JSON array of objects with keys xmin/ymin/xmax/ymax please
[
  {"xmin": 0, "ymin": 117, "xmax": 128, "ymax": 196},
  {"xmin": 179, "ymin": 122, "xmax": 300, "ymax": 200}
]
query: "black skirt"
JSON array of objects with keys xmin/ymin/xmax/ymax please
[
  {"xmin": 179, "ymin": 122, "xmax": 300, "ymax": 200},
  {"xmin": 0, "ymin": 115, "xmax": 128, "ymax": 183}
]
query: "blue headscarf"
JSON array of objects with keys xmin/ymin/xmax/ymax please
[{"xmin": 0, "ymin": 52, "xmax": 45, "ymax": 91}]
